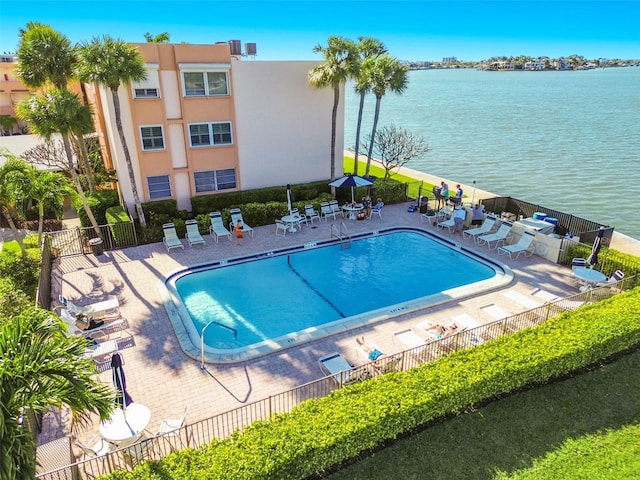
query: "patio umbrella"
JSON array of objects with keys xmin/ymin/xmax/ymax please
[
  {"xmin": 111, "ymin": 353, "xmax": 132, "ymax": 409},
  {"xmin": 286, "ymin": 184, "xmax": 293, "ymax": 213},
  {"xmin": 587, "ymin": 227, "xmax": 604, "ymax": 268},
  {"xmin": 328, "ymin": 175, "xmax": 373, "ymax": 204}
]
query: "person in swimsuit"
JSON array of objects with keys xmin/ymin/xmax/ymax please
[{"xmin": 235, "ymin": 219, "xmax": 244, "ymax": 245}]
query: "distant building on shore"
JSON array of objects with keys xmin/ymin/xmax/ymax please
[{"xmin": 442, "ymin": 56, "xmax": 457, "ymax": 64}]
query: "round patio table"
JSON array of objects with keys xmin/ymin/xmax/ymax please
[
  {"xmin": 572, "ymin": 267, "xmax": 607, "ymax": 288},
  {"xmin": 99, "ymin": 403, "xmax": 151, "ymax": 444}
]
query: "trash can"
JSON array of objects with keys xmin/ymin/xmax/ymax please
[{"xmin": 88, "ymin": 237, "xmax": 104, "ymax": 256}]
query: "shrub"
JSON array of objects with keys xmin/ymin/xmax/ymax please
[
  {"xmin": 74, "ymin": 189, "xmax": 120, "ymax": 227},
  {"xmin": 142, "ymin": 199, "xmax": 179, "ymax": 226},
  {"xmin": 105, "ymin": 206, "xmax": 132, "ymax": 248},
  {"xmin": 103, "ymin": 289, "xmax": 640, "ymax": 480},
  {"xmin": 0, "ymin": 253, "xmax": 40, "ymax": 299}
]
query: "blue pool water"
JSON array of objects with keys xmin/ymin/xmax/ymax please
[{"xmin": 165, "ymin": 230, "xmax": 511, "ymax": 362}]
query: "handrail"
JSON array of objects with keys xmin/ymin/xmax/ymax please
[
  {"xmin": 330, "ymin": 222, "xmax": 351, "ymax": 243},
  {"xmin": 201, "ymin": 320, "xmax": 237, "ymax": 369}
]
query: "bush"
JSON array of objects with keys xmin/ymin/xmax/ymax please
[
  {"xmin": 74, "ymin": 189, "xmax": 120, "ymax": 227},
  {"xmin": 142, "ymin": 200, "xmax": 179, "ymax": 226},
  {"xmin": 106, "ymin": 206, "xmax": 132, "ymax": 248},
  {"xmin": 103, "ymin": 289, "xmax": 640, "ymax": 480},
  {"xmin": 0, "ymin": 253, "xmax": 40, "ymax": 299}
]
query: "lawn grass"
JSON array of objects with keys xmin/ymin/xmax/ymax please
[{"xmin": 325, "ymin": 348, "xmax": 640, "ymax": 480}]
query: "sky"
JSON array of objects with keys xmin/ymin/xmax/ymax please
[{"xmin": 1, "ymin": 1, "xmax": 639, "ymax": 61}]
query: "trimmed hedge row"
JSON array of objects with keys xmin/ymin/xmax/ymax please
[
  {"xmin": 566, "ymin": 243, "xmax": 640, "ymax": 284},
  {"xmin": 105, "ymin": 206, "xmax": 132, "ymax": 248},
  {"xmin": 104, "ymin": 288, "xmax": 640, "ymax": 480}
]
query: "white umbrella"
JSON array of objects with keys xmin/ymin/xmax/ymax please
[
  {"xmin": 328, "ymin": 175, "xmax": 373, "ymax": 204},
  {"xmin": 286, "ymin": 184, "xmax": 293, "ymax": 213}
]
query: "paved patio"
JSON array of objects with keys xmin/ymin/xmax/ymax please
[{"xmin": 42, "ymin": 202, "xmax": 579, "ymax": 457}]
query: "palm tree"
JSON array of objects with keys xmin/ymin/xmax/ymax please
[
  {"xmin": 78, "ymin": 36, "xmax": 149, "ymax": 227},
  {"xmin": 28, "ymin": 167, "xmax": 75, "ymax": 246},
  {"xmin": 0, "ymin": 156, "xmax": 30, "ymax": 255},
  {"xmin": 308, "ymin": 36, "xmax": 359, "ymax": 192},
  {"xmin": 16, "ymin": 22, "xmax": 97, "ymax": 193},
  {"xmin": 364, "ymin": 55, "xmax": 409, "ymax": 178},
  {"xmin": 144, "ymin": 32, "xmax": 170, "ymax": 43},
  {"xmin": 352, "ymin": 37, "xmax": 387, "ymax": 176},
  {"xmin": 0, "ymin": 307, "xmax": 114, "ymax": 480},
  {"xmin": 16, "ymin": 89, "xmax": 101, "ymax": 233}
]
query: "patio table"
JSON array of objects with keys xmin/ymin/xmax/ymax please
[{"xmin": 100, "ymin": 403, "xmax": 152, "ymax": 444}]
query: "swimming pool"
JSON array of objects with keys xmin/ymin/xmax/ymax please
[{"xmin": 163, "ymin": 228, "xmax": 513, "ymax": 363}]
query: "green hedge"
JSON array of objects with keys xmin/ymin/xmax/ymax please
[
  {"xmin": 74, "ymin": 189, "xmax": 120, "ymax": 227},
  {"xmin": 105, "ymin": 206, "xmax": 132, "ymax": 248},
  {"xmin": 103, "ymin": 288, "xmax": 640, "ymax": 480},
  {"xmin": 565, "ymin": 243, "xmax": 640, "ymax": 285}
]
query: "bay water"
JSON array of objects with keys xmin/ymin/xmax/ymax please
[{"xmin": 344, "ymin": 67, "xmax": 640, "ymax": 239}]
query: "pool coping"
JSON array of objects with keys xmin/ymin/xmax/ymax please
[{"xmin": 160, "ymin": 227, "xmax": 514, "ymax": 364}]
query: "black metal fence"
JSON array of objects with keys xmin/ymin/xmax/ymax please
[
  {"xmin": 35, "ymin": 277, "xmax": 634, "ymax": 480},
  {"xmin": 46, "ymin": 222, "xmax": 138, "ymax": 258}
]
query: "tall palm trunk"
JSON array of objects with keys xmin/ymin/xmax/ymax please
[
  {"xmin": 111, "ymin": 87, "xmax": 146, "ymax": 227},
  {"xmin": 365, "ymin": 95, "xmax": 382, "ymax": 178},
  {"xmin": 61, "ymin": 133, "xmax": 100, "ymax": 234},
  {"xmin": 353, "ymin": 90, "xmax": 366, "ymax": 176},
  {"xmin": 330, "ymin": 83, "xmax": 340, "ymax": 197},
  {"xmin": 1, "ymin": 208, "xmax": 26, "ymax": 254},
  {"xmin": 74, "ymin": 132, "xmax": 97, "ymax": 194}
]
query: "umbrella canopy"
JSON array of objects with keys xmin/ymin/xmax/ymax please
[
  {"xmin": 111, "ymin": 353, "xmax": 132, "ymax": 409},
  {"xmin": 286, "ymin": 184, "xmax": 293, "ymax": 213},
  {"xmin": 328, "ymin": 175, "xmax": 373, "ymax": 203},
  {"xmin": 587, "ymin": 227, "xmax": 604, "ymax": 267}
]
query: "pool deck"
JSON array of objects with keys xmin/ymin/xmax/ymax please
[{"xmin": 43, "ymin": 203, "xmax": 580, "ymax": 453}]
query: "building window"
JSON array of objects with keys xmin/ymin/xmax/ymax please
[
  {"xmin": 140, "ymin": 126, "xmax": 164, "ymax": 150},
  {"xmin": 134, "ymin": 88, "xmax": 159, "ymax": 98},
  {"xmin": 183, "ymin": 71, "xmax": 228, "ymax": 97},
  {"xmin": 194, "ymin": 168, "xmax": 236, "ymax": 193},
  {"xmin": 147, "ymin": 175, "xmax": 171, "ymax": 199},
  {"xmin": 188, "ymin": 122, "xmax": 232, "ymax": 147}
]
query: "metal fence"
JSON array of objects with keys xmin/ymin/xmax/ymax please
[
  {"xmin": 46, "ymin": 222, "xmax": 138, "ymax": 258},
  {"xmin": 36, "ymin": 277, "xmax": 634, "ymax": 480}
]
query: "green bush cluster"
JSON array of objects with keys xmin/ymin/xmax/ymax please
[
  {"xmin": 0, "ymin": 251, "xmax": 40, "ymax": 299},
  {"xmin": 105, "ymin": 206, "xmax": 132, "ymax": 248},
  {"xmin": 74, "ymin": 189, "xmax": 120, "ymax": 227},
  {"xmin": 566, "ymin": 243, "xmax": 640, "ymax": 286},
  {"xmin": 103, "ymin": 288, "xmax": 640, "ymax": 480}
]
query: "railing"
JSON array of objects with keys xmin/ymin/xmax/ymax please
[
  {"xmin": 36, "ymin": 276, "xmax": 634, "ymax": 480},
  {"xmin": 201, "ymin": 320, "xmax": 237, "ymax": 368},
  {"xmin": 45, "ymin": 222, "xmax": 138, "ymax": 258},
  {"xmin": 330, "ymin": 222, "xmax": 351, "ymax": 247}
]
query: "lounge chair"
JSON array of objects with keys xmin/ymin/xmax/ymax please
[
  {"xmin": 450, "ymin": 313, "xmax": 485, "ymax": 345},
  {"xmin": 185, "ymin": 219, "xmax": 205, "ymax": 247},
  {"xmin": 58, "ymin": 294, "xmax": 120, "ymax": 318},
  {"xmin": 162, "ymin": 223, "xmax": 184, "ymax": 252},
  {"xmin": 319, "ymin": 352, "xmax": 357, "ymax": 385},
  {"xmin": 529, "ymin": 288, "xmax": 560, "ymax": 303},
  {"xmin": 229, "ymin": 208, "xmax": 254, "ymax": 237},
  {"xmin": 60, "ymin": 308, "xmax": 126, "ymax": 338},
  {"xmin": 208, "ymin": 211, "xmax": 231, "ymax": 243},
  {"xmin": 477, "ymin": 221, "xmax": 513, "ymax": 249},
  {"xmin": 463, "ymin": 214, "xmax": 497, "ymax": 241},
  {"xmin": 479, "ymin": 303, "xmax": 512, "ymax": 321},
  {"xmin": 436, "ymin": 216, "xmax": 456, "ymax": 232},
  {"xmin": 304, "ymin": 204, "xmax": 320, "ymax": 224},
  {"xmin": 501, "ymin": 290, "xmax": 543, "ymax": 310},
  {"xmin": 320, "ymin": 202, "xmax": 336, "ymax": 221},
  {"xmin": 275, "ymin": 219, "xmax": 288, "ymax": 236},
  {"xmin": 154, "ymin": 405, "xmax": 189, "ymax": 450},
  {"xmin": 498, "ymin": 231, "xmax": 536, "ymax": 259},
  {"xmin": 369, "ymin": 202, "xmax": 383, "ymax": 219}
]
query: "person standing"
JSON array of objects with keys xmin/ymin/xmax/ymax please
[
  {"xmin": 440, "ymin": 181, "xmax": 449, "ymax": 202},
  {"xmin": 471, "ymin": 204, "xmax": 485, "ymax": 226},
  {"xmin": 362, "ymin": 194, "xmax": 372, "ymax": 217},
  {"xmin": 235, "ymin": 219, "xmax": 244, "ymax": 245},
  {"xmin": 453, "ymin": 205, "xmax": 467, "ymax": 234},
  {"xmin": 455, "ymin": 184, "xmax": 463, "ymax": 198}
]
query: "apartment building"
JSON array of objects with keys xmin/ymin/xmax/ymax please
[
  {"xmin": 88, "ymin": 42, "xmax": 341, "ymax": 214},
  {"xmin": 0, "ymin": 54, "xmax": 29, "ymax": 135}
]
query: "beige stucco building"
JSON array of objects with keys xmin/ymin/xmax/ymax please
[
  {"xmin": 88, "ymin": 42, "xmax": 342, "ymax": 215},
  {"xmin": 0, "ymin": 54, "xmax": 30, "ymax": 134}
]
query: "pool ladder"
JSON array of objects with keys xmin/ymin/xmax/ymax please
[{"xmin": 331, "ymin": 222, "xmax": 351, "ymax": 249}]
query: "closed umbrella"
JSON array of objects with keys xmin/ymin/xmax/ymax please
[
  {"xmin": 587, "ymin": 227, "xmax": 604, "ymax": 268},
  {"xmin": 328, "ymin": 175, "xmax": 373, "ymax": 204},
  {"xmin": 111, "ymin": 353, "xmax": 132, "ymax": 409},
  {"xmin": 286, "ymin": 184, "xmax": 293, "ymax": 213}
]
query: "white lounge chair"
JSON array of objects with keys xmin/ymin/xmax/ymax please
[
  {"xmin": 208, "ymin": 211, "xmax": 231, "ymax": 243},
  {"xmin": 450, "ymin": 313, "xmax": 485, "ymax": 345},
  {"xmin": 498, "ymin": 231, "xmax": 536, "ymax": 259},
  {"xmin": 185, "ymin": 219, "xmax": 205, "ymax": 247},
  {"xmin": 229, "ymin": 208, "xmax": 254, "ymax": 237},
  {"xmin": 163, "ymin": 223, "xmax": 184, "ymax": 252},
  {"xmin": 320, "ymin": 202, "xmax": 336, "ymax": 221},
  {"xmin": 463, "ymin": 214, "xmax": 497, "ymax": 241},
  {"xmin": 304, "ymin": 204, "xmax": 320, "ymax": 224},
  {"xmin": 477, "ymin": 221, "xmax": 513, "ymax": 250},
  {"xmin": 58, "ymin": 294, "xmax": 120, "ymax": 318},
  {"xmin": 60, "ymin": 308, "xmax": 126, "ymax": 338},
  {"xmin": 501, "ymin": 290, "xmax": 543, "ymax": 310},
  {"xmin": 319, "ymin": 352, "xmax": 355, "ymax": 385},
  {"xmin": 437, "ymin": 216, "xmax": 456, "ymax": 232}
]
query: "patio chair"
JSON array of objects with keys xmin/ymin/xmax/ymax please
[
  {"xmin": 121, "ymin": 434, "xmax": 158, "ymax": 470},
  {"xmin": 162, "ymin": 223, "xmax": 184, "ymax": 252},
  {"xmin": 208, "ymin": 211, "xmax": 231, "ymax": 243},
  {"xmin": 497, "ymin": 231, "xmax": 536, "ymax": 259},
  {"xmin": 184, "ymin": 219, "xmax": 205, "ymax": 247},
  {"xmin": 275, "ymin": 219, "xmax": 288, "ymax": 236},
  {"xmin": 369, "ymin": 202, "xmax": 383, "ymax": 219},
  {"xmin": 77, "ymin": 435, "xmax": 112, "ymax": 476},
  {"xmin": 571, "ymin": 257, "xmax": 587, "ymax": 270},
  {"xmin": 436, "ymin": 216, "xmax": 456, "ymax": 232},
  {"xmin": 155, "ymin": 405, "xmax": 189, "ymax": 450},
  {"xmin": 304, "ymin": 204, "xmax": 320, "ymax": 224},
  {"xmin": 290, "ymin": 208, "xmax": 307, "ymax": 227},
  {"xmin": 229, "ymin": 208, "xmax": 254, "ymax": 237},
  {"xmin": 58, "ymin": 294, "xmax": 120, "ymax": 318},
  {"xmin": 319, "ymin": 352, "xmax": 356, "ymax": 385},
  {"xmin": 477, "ymin": 221, "xmax": 513, "ymax": 250},
  {"xmin": 329, "ymin": 200, "xmax": 343, "ymax": 218},
  {"xmin": 320, "ymin": 202, "xmax": 336, "ymax": 221},
  {"xmin": 462, "ymin": 214, "xmax": 497, "ymax": 241}
]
